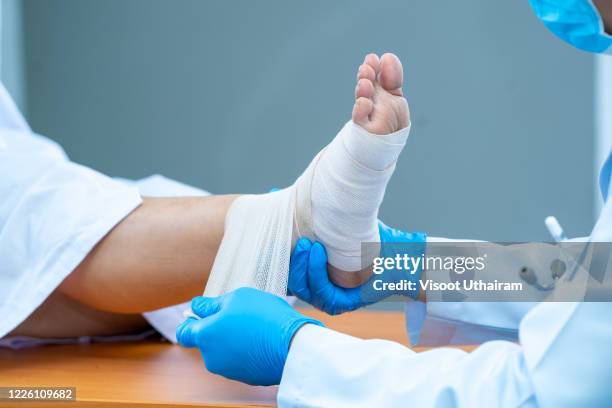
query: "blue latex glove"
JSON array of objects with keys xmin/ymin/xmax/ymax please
[
  {"xmin": 288, "ymin": 221, "xmax": 426, "ymax": 315},
  {"xmin": 176, "ymin": 287, "xmax": 323, "ymax": 386}
]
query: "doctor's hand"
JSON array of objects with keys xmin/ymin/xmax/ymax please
[
  {"xmin": 288, "ymin": 221, "xmax": 426, "ymax": 315},
  {"xmin": 176, "ymin": 288, "xmax": 323, "ymax": 386}
]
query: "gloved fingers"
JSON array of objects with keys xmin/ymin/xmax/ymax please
[
  {"xmin": 191, "ymin": 296, "xmax": 222, "ymax": 318},
  {"xmin": 288, "ymin": 238, "xmax": 313, "ymax": 302},
  {"xmin": 378, "ymin": 219, "xmax": 404, "ymax": 242},
  {"xmin": 377, "ymin": 219, "xmax": 392, "ymax": 235},
  {"xmin": 176, "ymin": 317, "xmax": 203, "ymax": 348},
  {"xmin": 378, "ymin": 219, "xmax": 426, "ymax": 245},
  {"xmin": 308, "ymin": 242, "xmax": 365, "ymax": 315},
  {"xmin": 378, "ymin": 220, "xmax": 410, "ymax": 260},
  {"xmin": 306, "ymin": 242, "xmax": 330, "ymax": 292},
  {"xmin": 307, "ymin": 242, "xmax": 340, "ymax": 309}
]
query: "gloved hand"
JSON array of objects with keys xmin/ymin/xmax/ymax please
[
  {"xmin": 176, "ymin": 287, "xmax": 323, "ymax": 386},
  {"xmin": 288, "ymin": 221, "xmax": 426, "ymax": 315}
]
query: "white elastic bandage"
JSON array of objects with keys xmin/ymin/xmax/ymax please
[
  {"xmin": 305, "ymin": 121, "xmax": 409, "ymax": 271},
  {"xmin": 204, "ymin": 121, "xmax": 409, "ymax": 296},
  {"xmin": 204, "ymin": 189, "xmax": 295, "ymax": 297}
]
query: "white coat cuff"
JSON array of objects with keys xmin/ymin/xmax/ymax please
[
  {"xmin": 279, "ymin": 324, "xmax": 413, "ymax": 407},
  {"xmin": 279, "ymin": 324, "xmax": 349, "ymax": 406}
]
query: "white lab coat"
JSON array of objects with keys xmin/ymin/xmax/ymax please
[
  {"xmin": 278, "ymin": 147, "xmax": 612, "ymax": 407},
  {"xmin": 0, "ymin": 83, "xmax": 192, "ymax": 343}
]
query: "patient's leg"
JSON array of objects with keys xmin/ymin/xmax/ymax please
[
  {"xmin": 58, "ymin": 53, "xmax": 410, "ymax": 312},
  {"xmin": 18, "ymin": 53, "xmax": 410, "ymax": 337},
  {"xmin": 10, "ymin": 195, "xmax": 237, "ymax": 339},
  {"xmin": 58, "ymin": 195, "xmax": 238, "ymax": 313}
]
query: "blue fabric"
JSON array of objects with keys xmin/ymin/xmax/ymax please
[{"xmin": 529, "ymin": 0, "xmax": 612, "ymax": 54}]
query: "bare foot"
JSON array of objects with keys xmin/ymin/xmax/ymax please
[{"xmin": 352, "ymin": 53, "xmax": 410, "ymax": 135}]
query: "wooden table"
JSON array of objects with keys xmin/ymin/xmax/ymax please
[{"xmin": 0, "ymin": 308, "xmax": 473, "ymax": 407}]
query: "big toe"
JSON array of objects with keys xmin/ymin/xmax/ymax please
[{"xmin": 379, "ymin": 53, "xmax": 403, "ymax": 96}]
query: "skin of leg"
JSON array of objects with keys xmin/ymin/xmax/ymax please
[
  {"xmin": 594, "ymin": 0, "xmax": 612, "ymax": 34},
  {"xmin": 10, "ymin": 291, "xmax": 151, "ymax": 338},
  {"xmin": 11, "ymin": 194, "xmax": 238, "ymax": 337},
  {"xmin": 58, "ymin": 195, "xmax": 238, "ymax": 314}
]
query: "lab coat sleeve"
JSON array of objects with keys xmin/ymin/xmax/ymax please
[
  {"xmin": 0, "ymin": 129, "xmax": 142, "ymax": 338},
  {"xmin": 411, "ymin": 238, "xmax": 541, "ymax": 345},
  {"xmin": 278, "ymin": 324, "xmax": 535, "ymax": 408},
  {"xmin": 406, "ymin": 237, "xmax": 587, "ymax": 346},
  {"xmin": 281, "ymin": 301, "xmax": 612, "ymax": 407},
  {"xmin": 520, "ymin": 302, "xmax": 612, "ymax": 407}
]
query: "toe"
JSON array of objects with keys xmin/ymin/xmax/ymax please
[
  {"xmin": 364, "ymin": 53, "xmax": 380, "ymax": 74},
  {"xmin": 352, "ymin": 97, "xmax": 374, "ymax": 125},
  {"xmin": 355, "ymin": 78, "xmax": 375, "ymax": 99},
  {"xmin": 356, "ymin": 63, "xmax": 376, "ymax": 82},
  {"xmin": 379, "ymin": 53, "xmax": 403, "ymax": 96}
]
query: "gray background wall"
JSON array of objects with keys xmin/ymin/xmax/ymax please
[{"xmin": 11, "ymin": 0, "xmax": 596, "ymax": 241}]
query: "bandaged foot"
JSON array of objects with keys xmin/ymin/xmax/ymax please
[
  {"xmin": 293, "ymin": 53, "xmax": 410, "ymax": 287},
  {"xmin": 204, "ymin": 53, "xmax": 410, "ymax": 297}
]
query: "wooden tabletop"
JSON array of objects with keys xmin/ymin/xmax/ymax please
[{"xmin": 0, "ymin": 308, "xmax": 473, "ymax": 407}]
